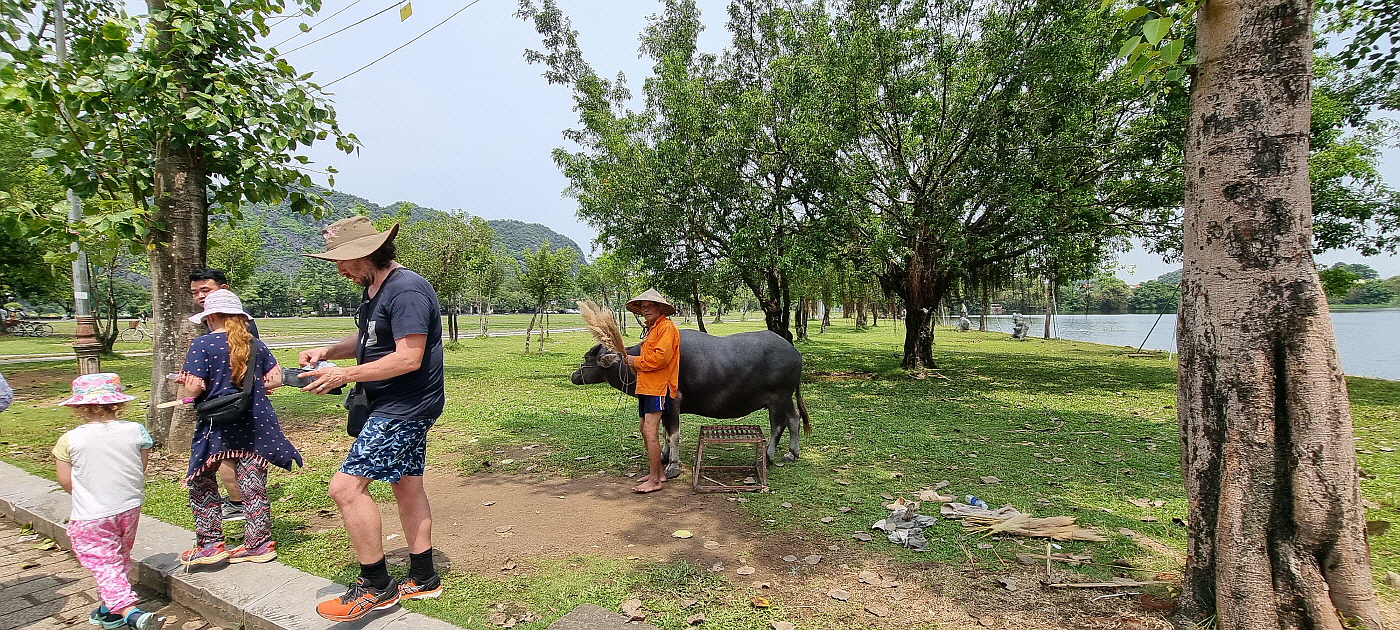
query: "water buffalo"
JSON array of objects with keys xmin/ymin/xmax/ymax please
[{"xmin": 571, "ymin": 329, "xmax": 811, "ymax": 479}]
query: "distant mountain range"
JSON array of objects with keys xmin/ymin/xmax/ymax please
[{"xmin": 241, "ymin": 188, "xmax": 586, "ymax": 275}]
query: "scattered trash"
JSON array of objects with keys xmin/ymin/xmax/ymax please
[
  {"xmin": 781, "ymin": 502, "xmax": 793, "ymax": 508},
  {"xmin": 751, "ymin": 597, "xmax": 771, "ymax": 608},
  {"xmin": 979, "ymin": 476, "xmax": 1002, "ymax": 485},
  {"xmin": 1387, "ymin": 571, "xmax": 1400, "ymax": 589},
  {"xmin": 500, "ymin": 459, "xmax": 514, "ymax": 465},
  {"xmin": 977, "ymin": 543, "xmax": 994, "ymax": 550},
  {"xmin": 996, "ymin": 577, "xmax": 1018, "ymax": 591},
  {"xmin": 680, "ymin": 598, "xmax": 698, "ymax": 608},
  {"xmin": 783, "ymin": 555, "xmax": 798, "ymax": 562},
  {"xmin": 709, "ymin": 562, "xmax": 724, "ymax": 573},
  {"xmin": 1138, "ymin": 515, "xmax": 1159, "ymax": 522},
  {"xmin": 1015, "ymin": 554, "xmax": 1037, "ymax": 565},
  {"xmin": 672, "ymin": 530, "xmax": 693, "ymax": 539},
  {"xmin": 871, "ymin": 497, "xmax": 939, "ymax": 551},
  {"xmin": 736, "ymin": 566, "xmax": 756, "ymax": 575},
  {"xmin": 495, "ymin": 525, "xmax": 513, "ymax": 534},
  {"xmin": 965, "ymin": 496, "xmax": 990, "ymax": 509},
  {"xmin": 851, "ymin": 532, "xmax": 873, "ymax": 542},
  {"xmin": 703, "ymin": 540, "xmax": 721, "ymax": 549},
  {"xmin": 828, "ymin": 589, "xmax": 850, "ymax": 601},
  {"xmin": 771, "ymin": 622, "xmax": 795, "ymax": 630},
  {"xmin": 821, "ymin": 517, "xmax": 835, "ymax": 523},
  {"xmin": 686, "ymin": 613, "xmax": 705, "ymax": 626},
  {"xmin": 501, "ymin": 559, "xmax": 516, "ymax": 571},
  {"xmin": 753, "ymin": 581, "xmax": 772, "ymax": 589},
  {"xmin": 838, "ymin": 506, "xmax": 852, "ymax": 513},
  {"xmin": 803, "ymin": 554, "xmax": 822, "ymax": 565},
  {"xmin": 1091, "ymin": 592, "xmax": 1139, "ymax": 601},
  {"xmin": 482, "ymin": 501, "xmax": 496, "ymax": 506}
]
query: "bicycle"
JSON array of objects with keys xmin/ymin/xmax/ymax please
[
  {"xmin": 120, "ymin": 320, "xmax": 149, "ymax": 342},
  {"xmin": 1, "ymin": 320, "xmax": 54, "ymax": 337}
]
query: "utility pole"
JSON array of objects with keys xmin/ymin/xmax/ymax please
[{"xmin": 54, "ymin": 0, "xmax": 102, "ymax": 374}]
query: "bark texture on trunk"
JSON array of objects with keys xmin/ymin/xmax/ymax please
[
  {"xmin": 1177, "ymin": 0, "xmax": 1381, "ymax": 627},
  {"xmin": 147, "ymin": 140, "xmax": 206, "ymax": 448}
]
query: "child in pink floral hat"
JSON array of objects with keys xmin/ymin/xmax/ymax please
[{"xmin": 52, "ymin": 373, "xmax": 165, "ymax": 629}]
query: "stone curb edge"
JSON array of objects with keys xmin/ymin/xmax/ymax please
[{"xmin": 0, "ymin": 460, "xmax": 460, "ymax": 630}]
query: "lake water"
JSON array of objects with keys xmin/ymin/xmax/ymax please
[{"xmin": 972, "ymin": 310, "xmax": 1400, "ymax": 381}]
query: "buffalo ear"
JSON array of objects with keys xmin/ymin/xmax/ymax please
[{"xmin": 598, "ymin": 353, "xmax": 619, "ymax": 368}]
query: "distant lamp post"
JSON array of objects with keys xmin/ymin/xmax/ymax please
[{"xmin": 54, "ymin": 0, "xmax": 101, "ymax": 375}]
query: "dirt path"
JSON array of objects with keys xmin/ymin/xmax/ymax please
[{"xmin": 376, "ymin": 471, "xmax": 774, "ymax": 575}]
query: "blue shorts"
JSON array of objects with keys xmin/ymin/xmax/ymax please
[
  {"xmin": 340, "ymin": 415, "xmax": 435, "ymax": 483},
  {"xmin": 638, "ymin": 395, "xmax": 672, "ymax": 417}
]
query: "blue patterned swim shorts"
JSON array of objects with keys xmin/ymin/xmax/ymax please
[{"xmin": 339, "ymin": 415, "xmax": 435, "ymax": 483}]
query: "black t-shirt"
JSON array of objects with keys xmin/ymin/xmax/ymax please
[{"xmin": 356, "ymin": 267, "xmax": 444, "ymax": 420}]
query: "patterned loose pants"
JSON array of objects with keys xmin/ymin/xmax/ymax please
[
  {"xmin": 67, "ymin": 506, "xmax": 141, "ymax": 612},
  {"xmin": 188, "ymin": 458, "xmax": 270, "ymax": 548}
]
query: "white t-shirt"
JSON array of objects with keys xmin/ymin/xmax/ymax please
[{"xmin": 52, "ymin": 420, "xmax": 152, "ymax": 521}]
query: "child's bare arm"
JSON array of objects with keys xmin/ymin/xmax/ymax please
[
  {"xmin": 141, "ymin": 448, "xmax": 150, "ymax": 472},
  {"xmin": 56, "ymin": 460, "xmax": 72, "ymax": 494}
]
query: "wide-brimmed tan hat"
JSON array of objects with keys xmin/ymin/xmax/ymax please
[
  {"xmin": 626, "ymin": 288, "xmax": 676, "ymax": 316},
  {"xmin": 303, "ymin": 216, "xmax": 399, "ymax": 261}
]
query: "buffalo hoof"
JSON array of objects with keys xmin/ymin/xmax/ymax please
[{"xmin": 665, "ymin": 463, "xmax": 682, "ymax": 479}]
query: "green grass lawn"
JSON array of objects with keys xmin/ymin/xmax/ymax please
[
  {"xmin": 2, "ymin": 318, "xmax": 1397, "ymax": 628},
  {"xmin": 0, "ymin": 313, "xmax": 593, "ymax": 355}
]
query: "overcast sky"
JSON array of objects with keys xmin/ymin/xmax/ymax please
[{"xmin": 273, "ymin": 0, "xmax": 1400, "ymax": 283}]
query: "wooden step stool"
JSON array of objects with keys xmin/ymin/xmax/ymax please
[{"xmin": 692, "ymin": 425, "xmax": 768, "ymax": 492}]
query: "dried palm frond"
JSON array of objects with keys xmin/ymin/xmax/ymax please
[
  {"xmin": 578, "ymin": 300, "xmax": 627, "ymax": 355},
  {"xmin": 966, "ymin": 513, "xmax": 1107, "ymax": 542}
]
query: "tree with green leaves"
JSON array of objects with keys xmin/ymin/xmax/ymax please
[
  {"xmin": 834, "ymin": 0, "xmax": 1160, "ymax": 368},
  {"xmin": 519, "ymin": 0, "xmax": 844, "ymax": 343},
  {"xmin": 1127, "ymin": 279, "xmax": 1180, "ymax": 313},
  {"xmin": 1163, "ymin": 0, "xmax": 1383, "ymax": 624},
  {"xmin": 396, "ymin": 213, "xmax": 495, "ymax": 342},
  {"xmin": 518, "ymin": 241, "xmax": 576, "ymax": 353},
  {"xmin": 0, "ymin": 0, "xmax": 355, "ymax": 444},
  {"xmin": 208, "ymin": 219, "xmax": 268, "ymax": 290},
  {"xmin": 468, "ymin": 248, "xmax": 512, "ymax": 337}
]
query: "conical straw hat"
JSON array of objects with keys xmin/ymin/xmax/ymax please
[{"xmin": 626, "ymin": 288, "xmax": 676, "ymax": 316}]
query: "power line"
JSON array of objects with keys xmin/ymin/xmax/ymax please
[
  {"xmin": 279, "ymin": 0, "xmax": 407, "ymax": 55},
  {"xmin": 323, "ymin": 0, "xmax": 481, "ymax": 88},
  {"xmin": 272, "ymin": 0, "xmax": 368, "ymax": 48}
]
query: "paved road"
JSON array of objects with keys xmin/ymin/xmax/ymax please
[{"xmin": 0, "ymin": 514, "xmax": 211, "ymax": 630}]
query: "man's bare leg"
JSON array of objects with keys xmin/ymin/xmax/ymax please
[
  {"xmin": 327, "ymin": 471, "xmax": 383, "ymax": 563},
  {"xmin": 633, "ymin": 411, "xmax": 665, "ymax": 493},
  {"xmin": 390, "ymin": 475, "xmax": 433, "ymax": 554}
]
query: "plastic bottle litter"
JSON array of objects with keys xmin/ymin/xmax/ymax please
[{"xmin": 965, "ymin": 495, "xmax": 989, "ymax": 509}]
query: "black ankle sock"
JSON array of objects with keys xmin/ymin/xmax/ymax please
[
  {"xmin": 229, "ymin": 500, "xmax": 243, "ymax": 507},
  {"xmin": 359, "ymin": 558, "xmax": 392, "ymax": 590},
  {"xmin": 408, "ymin": 549, "xmax": 436, "ymax": 581}
]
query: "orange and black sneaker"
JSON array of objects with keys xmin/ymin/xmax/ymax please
[
  {"xmin": 397, "ymin": 573, "xmax": 443, "ymax": 600},
  {"xmin": 315, "ymin": 577, "xmax": 400, "ymax": 622}
]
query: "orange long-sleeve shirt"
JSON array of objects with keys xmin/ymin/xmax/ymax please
[{"xmin": 633, "ymin": 316, "xmax": 680, "ymax": 397}]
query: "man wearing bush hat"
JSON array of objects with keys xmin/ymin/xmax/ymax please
[
  {"xmin": 624, "ymin": 288, "xmax": 681, "ymax": 494},
  {"xmin": 297, "ymin": 216, "xmax": 446, "ymax": 619}
]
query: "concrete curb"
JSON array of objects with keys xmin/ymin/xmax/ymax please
[{"xmin": 0, "ymin": 460, "xmax": 460, "ymax": 630}]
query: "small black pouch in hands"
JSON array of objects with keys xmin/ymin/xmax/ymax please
[{"xmin": 345, "ymin": 385, "xmax": 370, "ymax": 437}]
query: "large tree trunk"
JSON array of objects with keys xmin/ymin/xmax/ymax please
[
  {"xmin": 146, "ymin": 140, "xmax": 206, "ymax": 449},
  {"xmin": 1175, "ymin": 0, "xmax": 1381, "ymax": 627}
]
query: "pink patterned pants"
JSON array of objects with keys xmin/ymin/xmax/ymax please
[{"xmin": 67, "ymin": 506, "xmax": 141, "ymax": 612}]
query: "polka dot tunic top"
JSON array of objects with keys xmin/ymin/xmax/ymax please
[{"xmin": 182, "ymin": 333, "xmax": 303, "ymax": 481}]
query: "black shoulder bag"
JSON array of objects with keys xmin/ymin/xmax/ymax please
[{"xmin": 195, "ymin": 362, "xmax": 257, "ymax": 426}]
